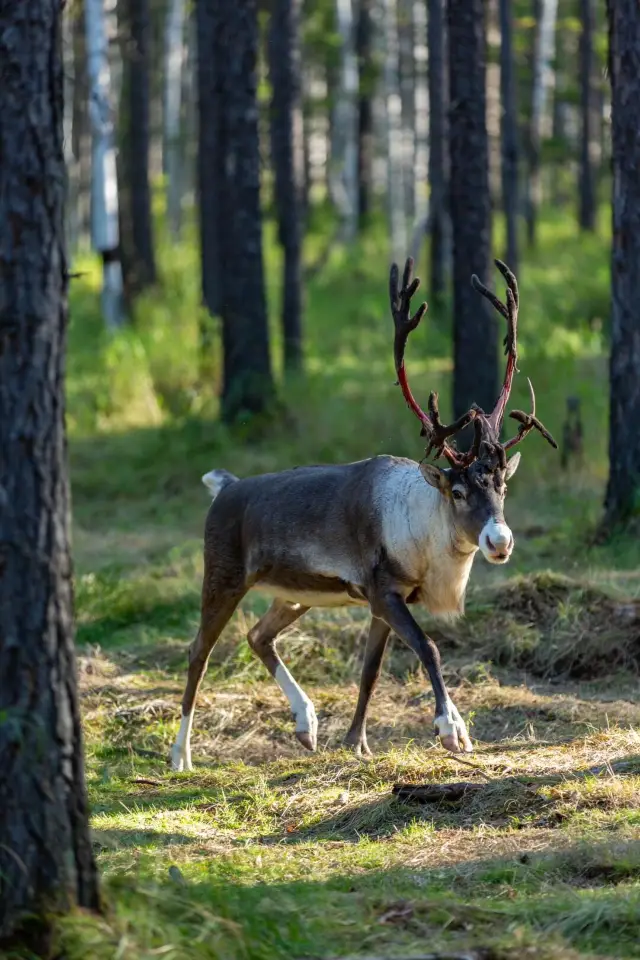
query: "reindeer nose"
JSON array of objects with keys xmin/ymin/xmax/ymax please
[
  {"xmin": 481, "ymin": 521, "xmax": 514, "ymax": 563},
  {"xmin": 486, "ymin": 532, "xmax": 513, "ymax": 559}
]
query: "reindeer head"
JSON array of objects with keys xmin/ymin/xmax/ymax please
[{"xmin": 389, "ymin": 258, "xmax": 557, "ymax": 564}]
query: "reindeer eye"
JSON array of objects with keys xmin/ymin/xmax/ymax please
[{"xmin": 452, "ymin": 489, "xmax": 465, "ymax": 502}]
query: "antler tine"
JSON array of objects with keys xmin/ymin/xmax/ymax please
[
  {"xmin": 390, "ymin": 258, "xmax": 477, "ymax": 467},
  {"xmin": 503, "ymin": 379, "xmax": 558, "ymax": 452}
]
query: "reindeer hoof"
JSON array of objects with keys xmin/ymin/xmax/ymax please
[
  {"xmin": 343, "ymin": 730, "xmax": 373, "ymax": 759},
  {"xmin": 296, "ymin": 730, "xmax": 317, "ymax": 752},
  {"xmin": 434, "ymin": 700, "xmax": 473, "ymax": 754},
  {"xmin": 169, "ymin": 744, "xmax": 193, "ymax": 772}
]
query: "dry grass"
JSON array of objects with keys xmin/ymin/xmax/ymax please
[{"xmin": 66, "ymin": 609, "xmax": 640, "ymax": 960}]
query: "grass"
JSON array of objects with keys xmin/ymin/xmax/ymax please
[{"xmin": 14, "ymin": 204, "xmax": 640, "ymax": 959}]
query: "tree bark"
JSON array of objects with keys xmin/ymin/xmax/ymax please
[
  {"xmin": 383, "ymin": 0, "xmax": 408, "ymax": 260},
  {"xmin": 427, "ymin": 0, "xmax": 447, "ymax": 305},
  {"xmin": 84, "ymin": 0, "xmax": 125, "ymax": 327},
  {"xmin": 72, "ymin": 7, "xmax": 91, "ymax": 252},
  {"xmin": 269, "ymin": 0, "xmax": 305, "ymax": 372},
  {"xmin": 331, "ymin": 0, "xmax": 359, "ymax": 242},
  {"xmin": 356, "ymin": 0, "xmax": 375, "ymax": 224},
  {"xmin": 499, "ymin": 0, "xmax": 520, "ymax": 273},
  {"xmin": 398, "ymin": 0, "xmax": 416, "ymax": 219},
  {"xmin": 578, "ymin": 0, "xmax": 596, "ymax": 231},
  {"xmin": 448, "ymin": 0, "xmax": 497, "ymax": 422},
  {"xmin": 164, "ymin": 0, "xmax": 186, "ymax": 241},
  {"xmin": 119, "ymin": 0, "xmax": 157, "ymax": 295},
  {"xmin": 604, "ymin": 0, "xmax": 640, "ymax": 527},
  {"xmin": 200, "ymin": 0, "xmax": 274, "ymax": 421},
  {"xmin": 0, "ymin": 1, "xmax": 100, "ymax": 943},
  {"xmin": 526, "ymin": 0, "xmax": 558, "ymax": 246},
  {"xmin": 196, "ymin": 0, "xmax": 221, "ymax": 325}
]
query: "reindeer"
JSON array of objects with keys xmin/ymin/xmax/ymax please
[{"xmin": 170, "ymin": 259, "xmax": 557, "ymax": 772}]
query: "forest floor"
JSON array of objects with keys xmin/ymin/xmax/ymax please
[
  {"xmin": 68, "ymin": 521, "xmax": 640, "ymax": 960},
  {"xmin": 46, "ymin": 209, "xmax": 640, "ymax": 958}
]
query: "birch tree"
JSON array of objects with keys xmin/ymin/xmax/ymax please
[
  {"xmin": 526, "ymin": 0, "xmax": 559, "ymax": 245},
  {"xmin": 164, "ymin": 0, "xmax": 187, "ymax": 240},
  {"xmin": 331, "ymin": 0, "xmax": 359, "ymax": 242},
  {"xmin": 85, "ymin": 0, "xmax": 124, "ymax": 327},
  {"xmin": 578, "ymin": 0, "xmax": 596, "ymax": 230},
  {"xmin": 398, "ymin": 0, "xmax": 416, "ymax": 219}
]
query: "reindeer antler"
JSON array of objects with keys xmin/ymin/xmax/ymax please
[
  {"xmin": 390, "ymin": 257, "xmax": 557, "ymax": 470},
  {"xmin": 472, "ymin": 260, "xmax": 558, "ymax": 455},
  {"xmin": 389, "ymin": 258, "xmax": 479, "ymax": 467}
]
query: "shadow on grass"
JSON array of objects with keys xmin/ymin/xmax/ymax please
[
  {"xmin": 88, "ymin": 756, "xmax": 640, "ymax": 852},
  {"xmin": 80, "ymin": 838, "xmax": 640, "ymax": 959}
]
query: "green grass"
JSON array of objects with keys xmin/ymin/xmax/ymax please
[{"xmin": 24, "ymin": 205, "xmax": 640, "ymax": 959}]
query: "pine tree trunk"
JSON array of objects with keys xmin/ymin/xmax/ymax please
[
  {"xmin": 427, "ymin": 0, "xmax": 447, "ymax": 305},
  {"xmin": 499, "ymin": 0, "xmax": 520, "ymax": 273},
  {"xmin": 269, "ymin": 0, "xmax": 304, "ymax": 372},
  {"xmin": 119, "ymin": 0, "xmax": 156, "ymax": 294},
  {"xmin": 356, "ymin": 0, "xmax": 375, "ymax": 224},
  {"xmin": 578, "ymin": 0, "xmax": 596, "ymax": 231},
  {"xmin": 72, "ymin": 9, "xmax": 91, "ymax": 251},
  {"xmin": 0, "ymin": 1, "xmax": 100, "ymax": 943},
  {"xmin": 526, "ymin": 0, "xmax": 558, "ymax": 246},
  {"xmin": 604, "ymin": 0, "xmax": 640, "ymax": 527},
  {"xmin": 85, "ymin": 0, "xmax": 125, "ymax": 327},
  {"xmin": 196, "ymin": 0, "xmax": 221, "ymax": 325},
  {"xmin": 202, "ymin": 0, "xmax": 274, "ymax": 420},
  {"xmin": 164, "ymin": 0, "xmax": 186, "ymax": 240},
  {"xmin": 398, "ymin": 0, "xmax": 416, "ymax": 219},
  {"xmin": 63, "ymin": 4, "xmax": 80, "ymax": 256},
  {"xmin": 449, "ymin": 0, "xmax": 497, "ymax": 422}
]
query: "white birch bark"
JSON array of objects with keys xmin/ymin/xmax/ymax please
[
  {"xmin": 413, "ymin": 0, "xmax": 429, "ymax": 218},
  {"xmin": 383, "ymin": 0, "xmax": 408, "ymax": 260},
  {"xmin": 84, "ymin": 0, "xmax": 124, "ymax": 328},
  {"xmin": 330, "ymin": 0, "xmax": 359, "ymax": 242},
  {"xmin": 164, "ymin": 0, "xmax": 186, "ymax": 240},
  {"xmin": 531, "ymin": 0, "xmax": 559, "ymax": 143}
]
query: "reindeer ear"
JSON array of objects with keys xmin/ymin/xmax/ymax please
[
  {"xmin": 420, "ymin": 462, "xmax": 450, "ymax": 493},
  {"xmin": 505, "ymin": 452, "xmax": 521, "ymax": 480}
]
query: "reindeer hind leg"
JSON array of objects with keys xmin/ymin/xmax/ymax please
[
  {"xmin": 171, "ymin": 576, "xmax": 246, "ymax": 772},
  {"xmin": 247, "ymin": 599, "xmax": 316, "ymax": 750}
]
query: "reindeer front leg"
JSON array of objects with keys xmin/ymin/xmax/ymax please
[
  {"xmin": 344, "ymin": 617, "xmax": 391, "ymax": 757},
  {"xmin": 369, "ymin": 588, "xmax": 472, "ymax": 754}
]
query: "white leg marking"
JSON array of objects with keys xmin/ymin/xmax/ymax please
[
  {"xmin": 434, "ymin": 699, "xmax": 473, "ymax": 754},
  {"xmin": 274, "ymin": 662, "xmax": 318, "ymax": 749},
  {"xmin": 170, "ymin": 712, "xmax": 193, "ymax": 772}
]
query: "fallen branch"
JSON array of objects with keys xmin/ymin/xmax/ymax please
[{"xmin": 392, "ymin": 781, "xmax": 484, "ymax": 803}]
